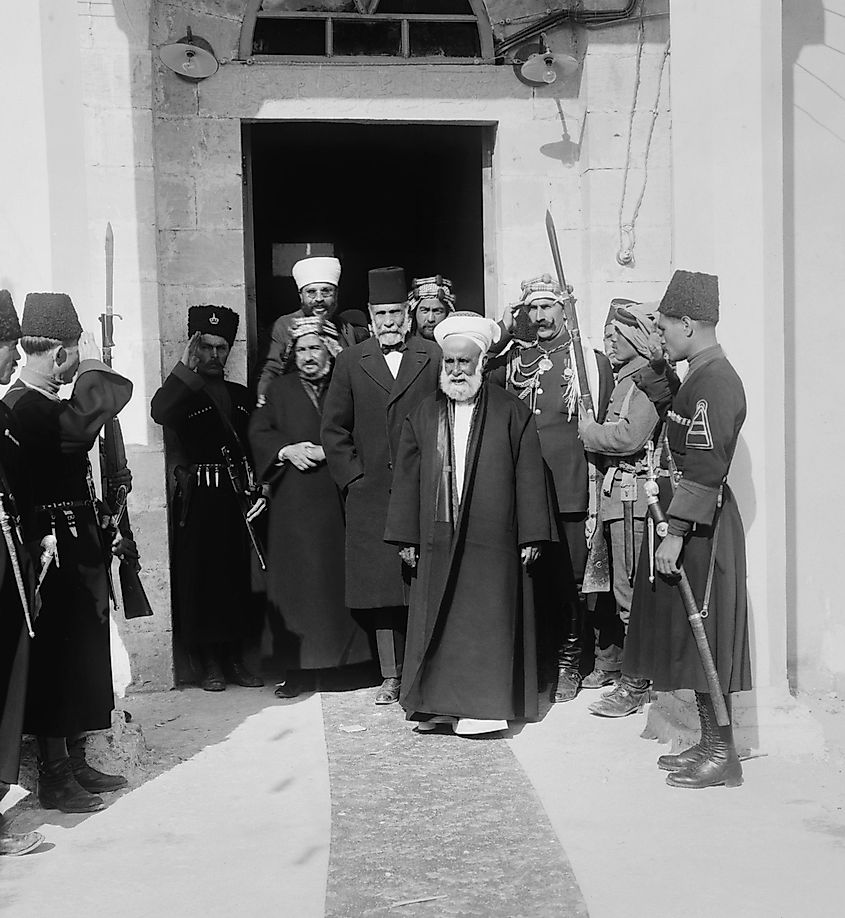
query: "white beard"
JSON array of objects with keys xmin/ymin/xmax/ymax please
[{"xmin": 440, "ymin": 364, "xmax": 483, "ymax": 403}]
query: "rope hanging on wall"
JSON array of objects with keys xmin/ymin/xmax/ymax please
[{"xmin": 616, "ymin": 4, "xmax": 671, "ymax": 267}]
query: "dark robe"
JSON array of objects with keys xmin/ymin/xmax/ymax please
[
  {"xmin": 151, "ymin": 364, "xmax": 255, "ymax": 645},
  {"xmin": 385, "ymin": 384, "xmax": 554, "ymax": 722},
  {"xmin": 4, "ymin": 361, "xmax": 132, "ymax": 737},
  {"xmin": 321, "ymin": 336, "xmax": 440, "ymax": 609},
  {"xmin": 0, "ymin": 403, "xmax": 35, "ymax": 783},
  {"xmin": 624, "ymin": 346, "xmax": 752, "ymax": 693},
  {"xmin": 248, "ymin": 371, "xmax": 371, "ymax": 670}
]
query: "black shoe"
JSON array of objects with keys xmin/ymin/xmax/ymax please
[
  {"xmin": 201, "ymin": 657, "xmax": 226, "ymax": 692},
  {"xmin": 552, "ymin": 667, "xmax": 581, "ymax": 703},
  {"xmin": 581, "ymin": 668, "xmax": 621, "ymax": 690},
  {"xmin": 68, "ymin": 736, "xmax": 128, "ymax": 793},
  {"xmin": 38, "ymin": 757, "xmax": 105, "ymax": 813},
  {"xmin": 274, "ymin": 675, "xmax": 302, "ymax": 699},
  {"xmin": 375, "ymin": 677, "xmax": 401, "ymax": 704},
  {"xmin": 588, "ymin": 678, "xmax": 649, "ymax": 717},
  {"xmin": 227, "ymin": 659, "xmax": 264, "ymax": 688}
]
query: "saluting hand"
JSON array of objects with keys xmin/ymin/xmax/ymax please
[
  {"xmin": 78, "ymin": 331, "xmax": 102, "ymax": 363},
  {"xmin": 181, "ymin": 331, "xmax": 201, "ymax": 372}
]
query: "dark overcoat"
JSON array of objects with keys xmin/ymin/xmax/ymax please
[
  {"xmin": 624, "ymin": 346, "xmax": 752, "ymax": 693},
  {"xmin": 385, "ymin": 384, "xmax": 554, "ymax": 722},
  {"xmin": 248, "ymin": 371, "xmax": 371, "ymax": 670},
  {"xmin": 0, "ymin": 402, "xmax": 35, "ymax": 784},
  {"xmin": 151, "ymin": 364, "xmax": 255, "ymax": 645},
  {"xmin": 4, "ymin": 361, "xmax": 132, "ymax": 737},
  {"xmin": 321, "ymin": 335, "xmax": 440, "ymax": 609}
]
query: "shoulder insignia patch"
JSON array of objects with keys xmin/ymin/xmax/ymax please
[{"xmin": 686, "ymin": 399, "xmax": 713, "ymax": 450}]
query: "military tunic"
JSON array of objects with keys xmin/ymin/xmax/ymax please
[
  {"xmin": 151, "ymin": 364, "xmax": 255, "ymax": 645},
  {"xmin": 624, "ymin": 345, "xmax": 752, "ymax": 693},
  {"xmin": 4, "ymin": 361, "xmax": 132, "ymax": 737}
]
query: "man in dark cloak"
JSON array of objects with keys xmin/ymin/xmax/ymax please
[
  {"xmin": 5, "ymin": 292, "xmax": 135, "ymax": 814},
  {"xmin": 151, "ymin": 305, "xmax": 264, "ymax": 693},
  {"xmin": 322, "ymin": 267, "xmax": 440, "ymax": 705},
  {"xmin": 385, "ymin": 313, "xmax": 553, "ymax": 736},
  {"xmin": 0, "ymin": 290, "xmax": 43, "ymax": 855},
  {"xmin": 624, "ymin": 270, "xmax": 751, "ymax": 789},
  {"xmin": 249, "ymin": 317, "xmax": 371, "ymax": 698}
]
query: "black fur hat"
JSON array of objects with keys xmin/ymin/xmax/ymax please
[
  {"xmin": 21, "ymin": 292, "xmax": 83, "ymax": 340},
  {"xmin": 659, "ymin": 271, "xmax": 719, "ymax": 324},
  {"xmin": 188, "ymin": 304, "xmax": 239, "ymax": 345},
  {"xmin": 0, "ymin": 289, "xmax": 22, "ymax": 341}
]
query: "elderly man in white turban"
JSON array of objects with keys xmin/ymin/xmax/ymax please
[
  {"xmin": 258, "ymin": 256, "xmax": 366, "ymax": 401},
  {"xmin": 385, "ymin": 312, "xmax": 553, "ymax": 736}
]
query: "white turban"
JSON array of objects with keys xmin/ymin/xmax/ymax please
[
  {"xmin": 433, "ymin": 311, "xmax": 501, "ymax": 355},
  {"xmin": 292, "ymin": 256, "xmax": 341, "ymax": 290}
]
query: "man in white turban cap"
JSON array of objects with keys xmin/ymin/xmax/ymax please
[{"xmin": 386, "ymin": 309, "xmax": 553, "ymax": 737}]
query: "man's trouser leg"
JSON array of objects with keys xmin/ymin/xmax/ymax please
[
  {"xmin": 553, "ymin": 513, "xmax": 589, "ymax": 702},
  {"xmin": 371, "ymin": 607, "xmax": 407, "ymax": 679}
]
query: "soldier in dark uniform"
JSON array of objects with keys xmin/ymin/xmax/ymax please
[
  {"xmin": 0, "ymin": 290, "xmax": 43, "ymax": 855},
  {"xmin": 151, "ymin": 305, "xmax": 264, "ymax": 693},
  {"xmin": 322, "ymin": 267, "xmax": 440, "ymax": 705},
  {"xmin": 5, "ymin": 292, "xmax": 136, "ymax": 814},
  {"xmin": 624, "ymin": 270, "xmax": 751, "ymax": 788},
  {"xmin": 489, "ymin": 276, "xmax": 614, "ymax": 702}
]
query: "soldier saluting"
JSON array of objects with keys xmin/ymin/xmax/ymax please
[
  {"xmin": 4, "ymin": 292, "xmax": 136, "ymax": 814},
  {"xmin": 151, "ymin": 305, "xmax": 264, "ymax": 693},
  {"xmin": 623, "ymin": 270, "xmax": 751, "ymax": 789}
]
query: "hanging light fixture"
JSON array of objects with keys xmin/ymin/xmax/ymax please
[
  {"xmin": 160, "ymin": 26, "xmax": 219, "ymax": 82},
  {"xmin": 512, "ymin": 32, "xmax": 578, "ymax": 87}
]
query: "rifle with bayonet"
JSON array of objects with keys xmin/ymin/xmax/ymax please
[
  {"xmin": 545, "ymin": 209, "xmax": 610, "ymax": 593},
  {"xmin": 99, "ymin": 222, "xmax": 154, "ymax": 618}
]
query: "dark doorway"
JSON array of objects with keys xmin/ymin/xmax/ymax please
[{"xmin": 243, "ymin": 121, "xmax": 489, "ymax": 377}]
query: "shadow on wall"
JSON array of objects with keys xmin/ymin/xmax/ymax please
[{"xmin": 781, "ymin": 0, "xmax": 827, "ymax": 692}]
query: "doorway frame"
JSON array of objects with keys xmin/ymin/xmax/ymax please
[{"xmin": 240, "ymin": 118, "xmax": 498, "ymax": 380}]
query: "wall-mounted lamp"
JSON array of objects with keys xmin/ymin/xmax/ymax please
[
  {"xmin": 160, "ymin": 26, "xmax": 219, "ymax": 82},
  {"xmin": 511, "ymin": 32, "xmax": 578, "ymax": 87}
]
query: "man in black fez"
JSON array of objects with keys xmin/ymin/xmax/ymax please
[
  {"xmin": 322, "ymin": 267, "xmax": 440, "ymax": 705},
  {"xmin": 623, "ymin": 270, "xmax": 751, "ymax": 789},
  {"xmin": 152, "ymin": 305, "xmax": 265, "ymax": 693},
  {"xmin": 0, "ymin": 291, "xmax": 44, "ymax": 854},
  {"xmin": 4, "ymin": 292, "xmax": 136, "ymax": 815}
]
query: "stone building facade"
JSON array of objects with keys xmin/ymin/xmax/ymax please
[{"xmin": 0, "ymin": 0, "xmax": 841, "ymax": 751}]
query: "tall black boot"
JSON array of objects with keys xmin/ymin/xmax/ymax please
[
  {"xmin": 68, "ymin": 735, "xmax": 128, "ymax": 793},
  {"xmin": 200, "ymin": 644, "xmax": 226, "ymax": 692},
  {"xmin": 657, "ymin": 691, "xmax": 713, "ymax": 771},
  {"xmin": 224, "ymin": 645, "xmax": 263, "ymax": 688},
  {"xmin": 552, "ymin": 595, "xmax": 586, "ymax": 703},
  {"xmin": 37, "ymin": 737, "xmax": 105, "ymax": 814},
  {"xmin": 666, "ymin": 694, "xmax": 743, "ymax": 789}
]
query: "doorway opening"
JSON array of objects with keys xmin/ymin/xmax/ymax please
[{"xmin": 243, "ymin": 121, "xmax": 493, "ymax": 378}]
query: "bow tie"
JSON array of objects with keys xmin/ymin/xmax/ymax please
[{"xmin": 381, "ymin": 343, "xmax": 406, "ymax": 355}]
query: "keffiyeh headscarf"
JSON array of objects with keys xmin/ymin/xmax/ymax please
[
  {"xmin": 407, "ymin": 275, "xmax": 456, "ymax": 312},
  {"xmin": 283, "ymin": 316, "xmax": 342, "ymax": 372},
  {"xmin": 611, "ymin": 302, "xmax": 662, "ymax": 361}
]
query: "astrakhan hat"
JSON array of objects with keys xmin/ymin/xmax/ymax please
[
  {"xmin": 658, "ymin": 270, "xmax": 719, "ymax": 324},
  {"xmin": 0, "ymin": 290, "xmax": 22, "ymax": 341},
  {"xmin": 21, "ymin": 292, "xmax": 83, "ymax": 341},
  {"xmin": 368, "ymin": 267, "xmax": 407, "ymax": 306},
  {"xmin": 292, "ymin": 257, "xmax": 341, "ymax": 290},
  {"xmin": 188, "ymin": 304, "xmax": 239, "ymax": 345}
]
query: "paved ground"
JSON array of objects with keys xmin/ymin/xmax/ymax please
[{"xmin": 1, "ymin": 684, "xmax": 844, "ymax": 917}]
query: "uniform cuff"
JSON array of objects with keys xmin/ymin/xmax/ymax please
[
  {"xmin": 667, "ymin": 478, "xmax": 720, "ymax": 526},
  {"xmin": 171, "ymin": 362, "xmax": 204, "ymax": 391}
]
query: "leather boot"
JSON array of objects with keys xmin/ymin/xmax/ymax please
[
  {"xmin": 225, "ymin": 650, "xmax": 264, "ymax": 688},
  {"xmin": 552, "ymin": 665, "xmax": 581, "ymax": 703},
  {"xmin": 0, "ymin": 814, "xmax": 43, "ymax": 857},
  {"xmin": 658, "ymin": 692, "xmax": 713, "ymax": 771},
  {"xmin": 553, "ymin": 594, "xmax": 586, "ymax": 703},
  {"xmin": 37, "ymin": 757, "xmax": 105, "ymax": 813},
  {"xmin": 666, "ymin": 694, "xmax": 743, "ymax": 789},
  {"xmin": 200, "ymin": 645, "xmax": 226, "ymax": 692},
  {"xmin": 68, "ymin": 735, "xmax": 128, "ymax": 793},
  {"xmin": 587, "ymin": 674, "xmax": 650, "ymax": 716}
]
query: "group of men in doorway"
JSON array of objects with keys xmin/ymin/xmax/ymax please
[
  {"xmin": 0, "ymin": 252, "xmax": 750, "ymax": 855},
  {"xmin": 152, "ymin": 255, "xmax": 750, "ymax": 779}
]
